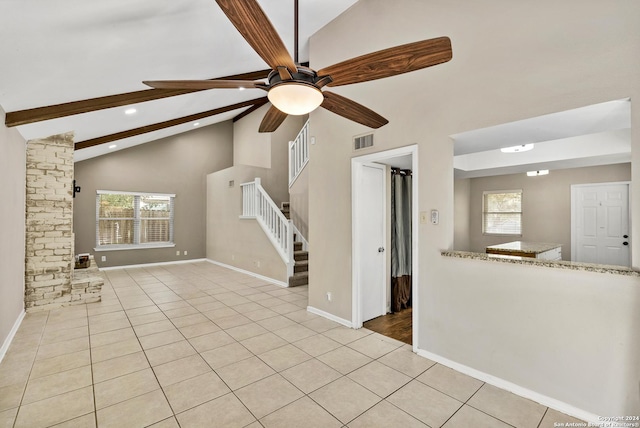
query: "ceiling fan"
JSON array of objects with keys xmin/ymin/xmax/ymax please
[{"xmin": 143, "ymin": 0, "xmax": 452, "ymax": 133}]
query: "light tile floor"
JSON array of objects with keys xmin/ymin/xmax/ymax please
[{"xmin": 0, "ymin": 261, "xmax": 587, "ymax": 428}]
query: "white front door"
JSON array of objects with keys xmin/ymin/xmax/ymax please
[
  {"xmin": 357, "ymin": 163, "xmax": 386, "ymax": 322},
  {"xmin": 573, "ymin": 182, "xmax": 630, "ymax": 267}
]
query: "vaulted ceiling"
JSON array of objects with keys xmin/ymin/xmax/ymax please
[{"xmin": 0, "ymin": 0, "xmax": 358, "ymax": 161}]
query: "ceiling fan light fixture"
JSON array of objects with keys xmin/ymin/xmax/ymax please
[{"xmin": 267, "ymin": 82, "xmax": 323, "ymax": 115}]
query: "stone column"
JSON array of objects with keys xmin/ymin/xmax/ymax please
[{"xmin": 24, "ymin": 132, "xmax": 75, "ymax": 311}]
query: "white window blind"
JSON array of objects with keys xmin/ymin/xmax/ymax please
[
  {"xmin": 483, "ymin": 190, "xmax": 522, "ymax": 235},
  {"xmin": 96, "ymin": 191, "xmax": 175, "ymax": 248}
]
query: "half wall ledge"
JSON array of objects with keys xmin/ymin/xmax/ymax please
[{"xmin": 441, "ymin": 250, "xmax": 640, "ymax": 277}]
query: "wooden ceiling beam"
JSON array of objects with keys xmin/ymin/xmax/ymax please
[
  {"xmin": 232, "ymin": 98, "xmax": 269, "ymax": 122},
  {"xmin": 5, "ymin": 69, "xmax": 272, "ymax": 127},
  {"xmin": 75, "ymin": 97, "xmax": 268, "ymax": 150}
]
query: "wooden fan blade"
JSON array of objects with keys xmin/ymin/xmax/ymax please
[
  {"xmin": 321, "ymin": 91, "xmax": 388, "ymax": 129},
  {"xmin": 317, "ymin": 37, "xmax": 452, "ymax": 87},
  {"xmin": 143, "ymin": 80, "xmax": 262, "ymax": 90},
  {"xmin": 216, "ymin": 0, "xmax": 297, "ymax": 72},
  {"xmin": 259, "ymin": 104, "xmax": 288, "ymax": 133},
  {"xmin": 5, "ymin": 68, "xmax": 272, "ymax": 127}
]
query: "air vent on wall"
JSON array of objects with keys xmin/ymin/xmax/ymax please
[{"xmin": 353, "ymin": 133, "xmax": 374, "ymax": 150}]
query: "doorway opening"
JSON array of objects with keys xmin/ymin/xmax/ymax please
[{"xmin": 351, "ymin": 145, "xmax": 418, "ymax": 349}]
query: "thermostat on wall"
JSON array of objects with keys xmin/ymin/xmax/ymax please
[{"xmin": 431, "ymin": 209, "xmax": 439, "ymax": 225}]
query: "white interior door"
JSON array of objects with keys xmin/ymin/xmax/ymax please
[
  {"xmin": 574, "ymin": 183, "xmax": 630, "ymax": 267},
  {"xmin": 357, "ymin": 163, "xmax": 386, "ymax": 322}
]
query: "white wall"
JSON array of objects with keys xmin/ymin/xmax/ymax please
[
  {"xmin": 205, "ymin": 109, "xmax": 307, "ymax": 283},
  {"xmin": 0, "ymin": 106, "xmax": 26, "ymax": 353},
  {"xmin": 308, "ymin": 0, "xmax": 640, "ymax": 416},
  {"xmin": 232, "ymin": 104, "xmax": 306, "ymax": 207},
  {"xmin": 289, "ymin": 165, "xmax": 309, "ymax": 240},
  {"xmin": 434, "ymin": 257, "xmax": 640, "ymax": 415},
  {"xmin": 206, "ymin": 165, "xmax": 288, "ymax": 283}
]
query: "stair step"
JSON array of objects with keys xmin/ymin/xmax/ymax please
[
  {"xmin": 294, "ymin": 260, "xmax": 308, "ymax": 273},
  {"xmin": 294, "ymin": 250, "xmax": 308, "ymax": 261},
  {"xmin": 294, "ymin": 241, "xmax": 303, "ymax": 251},
  {"xmin": 288, "ymin": 271, "xmax": 308, "ymax": 287}
]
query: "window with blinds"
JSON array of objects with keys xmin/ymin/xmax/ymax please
[
  {"xmin": 96, "ymin": 191, "xmax": 175, "ymax": 249},
  {"xmin": 482, "ymin": 190, "xmax": 522, "ymax": 235}
]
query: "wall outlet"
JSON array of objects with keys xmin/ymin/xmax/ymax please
[
  {"xmin": 232, "ymin": 255, "xmax": 235, "ymax": 261},
  {"xmin": 253, "ymin": 260, "xmax": 261, "ymax": 268},
  {"xmin": 101, "ymin": 256, "xmax": 106, "ymax": 262},
  {"xmin": 176, "ymin": 250, "xmax": 180, "ymax": 256},
  {"xmin": 326, "ymin": 292, "xmax": 332, "ymax": 302},
  {"xmin": 184, "ymin": 251, "xmax": 188, "ymax": 256}
]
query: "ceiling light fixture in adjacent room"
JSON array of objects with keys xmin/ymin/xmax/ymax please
[
  {"xmin": 193, "ymin": 122, "xmax": 200, "ymax": 127},
  {"xmin": 527, "ymin": 170, "xmax": 549, "ymax": 177},
  {"xmin": 501, "ymin": 143, "xmax": 534, "ymax": 153},
  {"xmin": 124, "ymin": 108, "xmax": 137, "ymax": 115},
  {"xmin": 108, "ymin": 144, "xmax": 117, "ymax": 149}
]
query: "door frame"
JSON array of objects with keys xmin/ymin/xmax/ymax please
[
  {"xmin": 351, "ymin": 144, "xmax": 419, "ymax": 349},
  {"xmin": 570, "ymin": 181, "xmax": 631, "ymax": 264}
]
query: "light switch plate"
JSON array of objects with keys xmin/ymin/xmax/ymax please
[{"xmin": 420, "ymin": 211, "xmax": 428, "ymax": 224}]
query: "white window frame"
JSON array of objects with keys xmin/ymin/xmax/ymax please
[
  {"xmin": 482, "ymin": 189, "xmax": 523, "ymax": 236},
  {"xmin": 95, "ymin": 190, "xmax": 176, "ymax": 251}
]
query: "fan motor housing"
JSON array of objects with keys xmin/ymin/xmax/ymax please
[{"xmin": 267, "ymin": 66, "xmax": 331, "ymax": 90}]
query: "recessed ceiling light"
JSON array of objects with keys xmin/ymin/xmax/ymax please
[
  {"xmin": 527, "ymin": 170, "xmax": 549, "ymax": 177},
  {"xmin": 108, "ymin": 144, "xmax": 117, "ymax": 149},
  {"xmin": 193, "ymin": 122, "xmax": 200, "ymax": 127},
  {"xmin": 124, "ymin": 108, "xmax": 137, "ymax": 115},
  {"xmin": 501, "ymin": 143, "xmax": 534, "ymax": 153},
  {"xmin": 239, "ymin": 87, "xmax": 246, "ymax": 91}
]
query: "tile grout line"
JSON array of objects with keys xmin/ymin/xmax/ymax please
[
  {"xmin": 12, "ymin": 309, "xmax": 51, "ymax": 428},
  {"xmin": 114, "ymin": 267, "xmax": 186, "ymax": 425},
  {"xmin": 86, "ymin": 302, "xmax": 99, "ymax": 428},
  {"xmin": 135, "ymin": 265, "xmax": 328, "ymax": 426}
]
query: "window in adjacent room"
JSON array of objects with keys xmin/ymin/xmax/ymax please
[
  {"xmin": 482, "ymin": 190, "xmax": 522, "ymax": 235},
  {"xmin": 96, "ymin": 191, "xmax": 175, "ymax": 250}
]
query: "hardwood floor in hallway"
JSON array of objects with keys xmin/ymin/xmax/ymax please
[{"xmin": 363, "ymin": 307, "xmax": 412, "ymax": 345}]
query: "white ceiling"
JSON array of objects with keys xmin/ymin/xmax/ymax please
[
  {"xmin": 452, "ymin": 98, "xmax": 631, "ymax": 179},
  {"xmin": 0, "ymin": 0, "xmax": 358, "ymax": 161}
]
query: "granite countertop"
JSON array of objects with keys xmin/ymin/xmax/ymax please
[
  {"xmin": 441, "ymin": 250, "xmax": 640, "ymax": 277},
  {"xmin": 485, "ymin": 241, "xmax": 561, "ymax": 254}
]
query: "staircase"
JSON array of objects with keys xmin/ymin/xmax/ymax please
[
  {"xmin": 281, "ymin": 203, "xmax": 308, "ymax": 287},
  {"xmin": 237, "ymin": 121, "xmax": 310, "ymax": 288}
]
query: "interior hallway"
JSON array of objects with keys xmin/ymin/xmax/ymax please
[{"xmin": 0, "ymin": 261, "xmax": 585, "ymax": 427}]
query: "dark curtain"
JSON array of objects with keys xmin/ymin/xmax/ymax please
[{"xmin": 391, "ymin": 169, "xmax": 412, "ymax": 312}]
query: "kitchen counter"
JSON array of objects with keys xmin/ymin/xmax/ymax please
[
  {"xmin": 441, "ymin": 250, "xmax": 640, "ymax": 277},
  {"xmin": 486, "ymin": 241, "xmax": 562, "ymax": 260}
]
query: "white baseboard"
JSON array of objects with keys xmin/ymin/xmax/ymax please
[
  {"xmin": 415, "ymin": 348, "xmax": 601, "ymax": 424},
  {"xmin": 99, "ymin": 258, "xmax": 207, "ymax": 271},
  {"xmin": 206, "ymin": 259, "xmax": 288, "ymax": 288},
  {"xmin": 307, "ymin": 306, "xmax": 353, "ymax": 328},
  {"xmin": 0, "ymin": 309, "xmax": 26, "ymax": 364}
]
